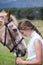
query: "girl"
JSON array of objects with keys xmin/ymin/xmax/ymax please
[{"xmin": 16, "ymin": 19, "xmax": 43, "ymax": 65}]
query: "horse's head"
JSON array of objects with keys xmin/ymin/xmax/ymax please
[{"xmin": 0, "ymin": 10, "xmax": 26, "ymax": 57}]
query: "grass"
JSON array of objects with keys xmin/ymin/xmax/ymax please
[
  {"xmin": 0, "ymin": 44, "xmax": 15, "ymax": 65},
  {"xmin": 0, "ymin": 20, "xmax": 43, "ymax": 65}
]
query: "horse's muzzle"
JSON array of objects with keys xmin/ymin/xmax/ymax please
[
  {"xmin": 21, "ymin": 49, "xmax": 26, "ymax": 56},
  {"xmin": 16, "ymin": 49, "xmax": 26, "ymax": 57}
]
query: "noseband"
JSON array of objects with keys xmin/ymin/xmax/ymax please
[{"xmin": 2, "ymin": 16, "xmax": 24, "ymax": 53}]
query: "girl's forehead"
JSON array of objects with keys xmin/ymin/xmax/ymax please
[{"xmin": 20, "ymin": 29, "xmax": 27, "ymax": 33}]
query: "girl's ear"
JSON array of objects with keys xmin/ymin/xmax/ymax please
[{"xmin": 6, "ymin": 9, "xmax": 11, "ymax": 20}]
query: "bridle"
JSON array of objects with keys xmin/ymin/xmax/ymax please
[{"xmin": 2, "ymin": 16, "xmax": 24, "ymax": 55}]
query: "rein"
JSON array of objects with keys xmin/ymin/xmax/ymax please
[{"xmin": 3, "ymin": 17, "xmax": 24, "ymax": 52}]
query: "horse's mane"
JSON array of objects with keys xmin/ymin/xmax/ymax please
[
  {"xmin": 0, "ymin": 10, "xmax": 18, "ymax": 26},
  {"xmin": 11, "ymin": 15, "xmax": 18, "ymax": 26}
]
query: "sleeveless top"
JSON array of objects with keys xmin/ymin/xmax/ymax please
[{"xmin": 26, "ymin": 31, "xmax": 43, "ymax": 62}]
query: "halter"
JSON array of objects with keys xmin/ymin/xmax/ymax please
[{"xmin": 2, "ymin": 16, "xmax": 24, "ymax": 52}]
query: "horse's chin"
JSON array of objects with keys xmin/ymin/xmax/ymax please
[{"xmin": 21, "ymin": 50, "xmax": 26, "ymax": 57}]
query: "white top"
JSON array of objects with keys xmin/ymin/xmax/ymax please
[{"xmin": 26, "ymin": 31, "xmax": 43, "ymax": 62}]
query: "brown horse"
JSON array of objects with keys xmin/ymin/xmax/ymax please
[{"xmin": 0, "ymin": 10, "xmax": 26, "ymax": 57}]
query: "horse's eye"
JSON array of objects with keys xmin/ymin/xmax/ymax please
[{"xmin": 13, "ymin": 29, "xmax": 17, "ymax": 32}]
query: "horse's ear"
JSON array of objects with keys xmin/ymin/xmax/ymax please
[
  {"xmin": 6, "ymin": 9, "xmax": 11, "ymax": 20},
  {"xmin": 1, "ymin": 9, "xmax": 6, "ymax": 13}
]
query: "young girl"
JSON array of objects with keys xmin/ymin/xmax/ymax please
[{"xmin": 16, "ymin": 19, "xmax": 43, "ymax": 65}]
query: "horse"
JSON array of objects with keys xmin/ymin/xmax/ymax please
[{"xmin": 0, "ymin": 10, "xmax": 26, "ymax": 57}]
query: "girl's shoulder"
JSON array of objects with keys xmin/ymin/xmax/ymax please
[
  {"xmin": 31, "ymin": 31, "xmax": 43, "ymax": 43},
  {"xmin": 32, "ymin": 31, "xmax": 42, "ymax": 39}
]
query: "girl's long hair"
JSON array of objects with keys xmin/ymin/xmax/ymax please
[{"xmin": 18, "ymin": 19, "xmax": 42, "ymax": 38}]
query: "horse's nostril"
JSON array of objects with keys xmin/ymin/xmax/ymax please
[{"xmin": 13, "ymin": 29, "xmax": 17, "ymax": 32}]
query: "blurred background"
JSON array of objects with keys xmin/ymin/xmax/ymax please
[{"xmin": 0, "ymin": 0, "xmax": 43, "ymax": 20}]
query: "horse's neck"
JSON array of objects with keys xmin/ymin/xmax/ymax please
[
  {"xmin": 0, "ymin": 26, "xmax": 5, "ymax": 42},
  {"xmin": 0, "ymin": 26, "xmax": 10, "ymax": 44},
  {"xmin": 0, "ymin": 26, "xmax": 5, "ymax": 32}
]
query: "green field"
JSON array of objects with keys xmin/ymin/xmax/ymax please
[{"xmin": 0, "ymin": 20, "xmax": 43, "ymax": 65}]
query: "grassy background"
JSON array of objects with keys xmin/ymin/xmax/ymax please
[{"xmin": 0, "ymin": 20, "xmax": 43, "ymax": 65}]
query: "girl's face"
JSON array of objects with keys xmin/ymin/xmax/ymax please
[{"xmin": 20, "ymin": 29, "xmax": 31, "ymax": 37}]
